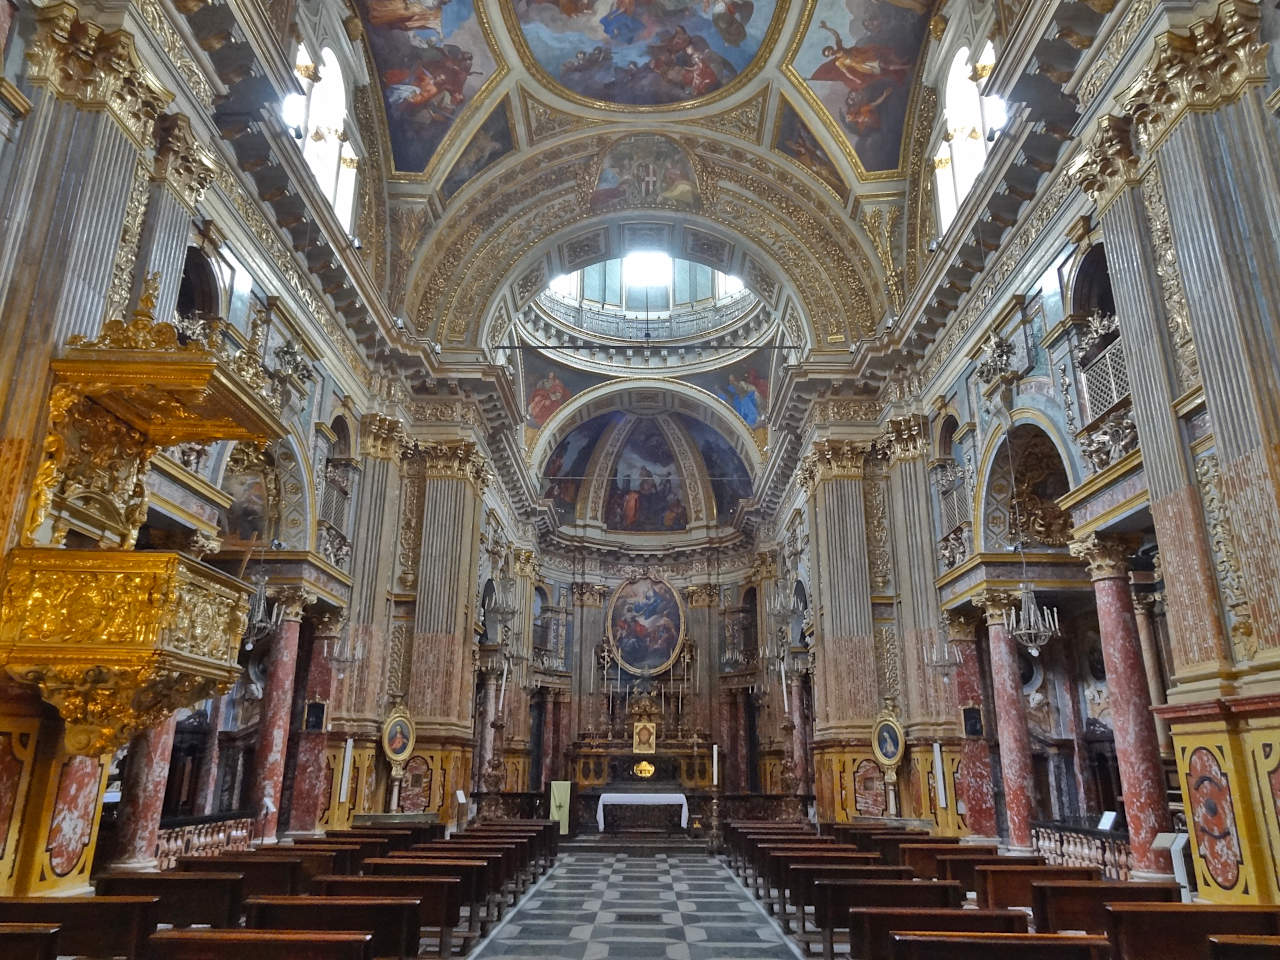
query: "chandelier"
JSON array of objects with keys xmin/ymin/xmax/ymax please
[{"xmin": 1002, "ymin": 430, "xmax": 1060, "ymax": 654}]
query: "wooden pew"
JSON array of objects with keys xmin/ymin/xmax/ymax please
[
  {"xmin": 935, "ymin": 853, "xmax": 1044, "ymax": 893},
  {"xmin": 96, "ymin": 872, "xmax": 243, "ymax": 928},
  {"xmin": 244, "ymin": 895, "xmax": 420, "ymax": 960},
  {"xmin": 296, "ymin": 836, "xmax": 389, "ymax": 865},
  {"xmin": 279, "ymin": 841, "xmax": 361, "ymax": 875},
  {"xmin": 0, "ymin": 923, "xmax": 60, "ymax": 960},
  {"xmin": 148, "ymin": 929, "xmax": 373, "ymax": 960},
  {"xmin": 310, "ymin": 874, "xmax": 462, "ymax": 958},
  {"xmin": 975, "ymin": 864, "xmax": 1100, "ymax": 909},
  {"xmin": 900, "ymin": 843, "xmax": 998, "ymax": 879},
  {"xmin": 761, "ymin": 847, "xmax": 880, "ymax": 909},
  {"xmin": 890, "ymin": 931, "xmax": 1109, "ymax": 960},
  {"xmin": 785, "ymin": 863, "xmax": 913, "ymax": 933},
  {"xmin": 0, "ymin": 896, "xmax": 158, "ymax": 960},
  {"xmin": 751, "ymin": 841, "xmax": 843, "ymax": 899},
  {"xmin": 865, "ymin": 833, "xmax": 959, "ymax": 867},
  {"xmin": 1210, "ymin": 935, "xmax": 1280, "ymax": 959},
  {"xmin": 363, "ymin": 857, "xmax": 493, "ymax": 933},
  {"xmin": 404, "ymin": 841, "xmax": 522, "ymax": 896},
  {"xmin": 327, "ymin": 828, "xmax": 416, "ymax": 852},
  {"xmin": 1032, "ymin": 879, "xmax": 1183, "ymax": 934},
  {"xmin": 245, "ymin": 847, "xmax": 344, "ymax": 882},
  {"xmin": 176, "ymin": 854, "xmax": 303, "ymax": 896},
  {"xmin": 1106, "ymin": 902, "xmax": 1280, "ymax": 960},
  {"xmin": 850, "ymin": 906, "xmax": 1028, "ymax": 960},
  {"xmin": 812, "ymin": 878, "xmax": 963, "ymax": 960}
]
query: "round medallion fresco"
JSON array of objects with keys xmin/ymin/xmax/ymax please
[
  {"xmin": 608, "ymin": 576, "xmax": 686, "ymax": 675},
  {"xmin": 508, "ymin": 0, "xmax": 780, "ymax": 107}
]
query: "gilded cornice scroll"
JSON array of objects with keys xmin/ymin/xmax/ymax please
[
  {"xmin": 25, "ymin": 2, "xmax": 173, "ymax": 149},
  {"xmin": 859, "ymin": 205, "xmax": 904, "ymax": 314},
  {"xmin": 134, "ymin": 0, "xmax": 214, "ymax": 111},
  {"xmin": 686, "ymin": 86, "xmax": 769, "ymax": 143},
  {"xmin": 811, "ymin": 397, "xmax": 881, "ymax": 426},
  {"xmin": 0, "ymin": 547, "xmax": 251, "ymax": 754},
  {"xmin": 402, "ymin": 439, "xmax": 489, "ymax": 493},
  {"xmin": 353, "ymin": 84, "xmax": 390, "ymax": 289},
  {"xmin": 519, "ymin": 87, "xmax": 602, "ymax": 146},
  {"xmin": 904, "ymin": 87, "xmax": 938, "ymax": 289},
  {"xmin": 153, "ymin": 112, "xmax": 216, "ymax": 213},
  {"xmin": 359, "ymin": 413, "xmax": 405, "ymax": 460},
  {"xmin": 798, "ymin": 439, "xmax": 872, "ymax": 492},
  {"xmin": 1068, "ymin": 532, "xmax": 1134, "ymax": 580},
  {"xmin": 1140, "ymin": 166, "xmax": 1201, "ymax": 391}
]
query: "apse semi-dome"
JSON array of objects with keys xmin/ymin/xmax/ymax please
[
  {"xmin": 506, "ymin": 0, "xmax": 782, "ymax": 108},
  {"xmin": 541, "ymin": 411, "xmax": 753, "ymax": 536}
]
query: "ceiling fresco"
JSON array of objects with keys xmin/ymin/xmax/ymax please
[
  {"xmin": 788, "ymin": 0, "xmax": 930, "ymax": 175},
  {"xmin": 507, "ymin": 0, "xmax": 781, "ymax": 107},
  {"xmin": 441, "ymin": 99, "xmax": 516, "ymax": 199},
  {"xmin": 359, "ymin": 0, "xmax": 499, "ymax": 174},
  {"xmin": 773, "ymin": 96, "xmax": 846, "ymax": 199}
]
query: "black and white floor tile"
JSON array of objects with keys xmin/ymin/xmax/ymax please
[{"xmin": 472, "ymin": 852, "xmax": 801, "ymax": 959}]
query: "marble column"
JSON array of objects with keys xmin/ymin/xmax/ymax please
[
  {"xmin": 539, "ymin": 690, "xmax": 555, "ymax": 791},
  {"xmin": 789, "ymin": 674, "xmax": 808, "ymax": 794},
  {"xmin": 193, "ymin": 693, "xmax": 224, "ymax": 816},
  {"xmin": 1071, "ymin": 534, "xmax": 1173, "ymax": 877},
  {"xmin": 734, "ymin": 689, "xmax": 750, "ymax": 792},
  {"xmin": 478, "ymin": 670, "xmax": 501, "ymax": 791},
  {"xmin": 556, "ymin": 691, "xmax": 572, "ymax": 781},
  {"xmin": 947, "ymin": 613, "xmax": 999, "ymax": 840},
  {"xmin": 111, "ymin": 714, "xmax": 179, "ymax": 869},
  {"xmin": 977, "ymin": 591, "xmax": 1035, "ymax": 851},
  {"xmin": 1132, "ymin": 592, "xmax": 1172, "ymax": 758},
  {"xmin": 285, "ymin": 614, "xmax": 341, "ymax": 836},
  {"xmin": 253, "ymin": 588, "xmax": 313, "ymax": 843},
  {"xmin": 716, "ymin": 692, "xmax": 733, "ymax": 789}
]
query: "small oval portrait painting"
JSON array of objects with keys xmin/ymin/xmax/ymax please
[
  {"xmin": 382, "ymin": 712, "xmax": 415, "ymax": 764},
  {"xmin": 871, "ymin": 716, "xmax": 904, "ymax": 768},
  {"xmin": 608, "ymin": 576, "xmax": 686, "ymax": 676}
]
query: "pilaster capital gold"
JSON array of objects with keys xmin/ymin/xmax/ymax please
[
  {"xmin": 879, "ymin": 414, "xmax": 929, "ymax": 464},
  {"xmin": 359, "ymin": 413, "xmax": 406, "ymax": 460},
  {"xmin": 798, "ymin": 439, "xmax": 871, "ymax": 492},
  {"xmin": 401, "ymin": 438, "xmax": 489, "ymax": 492},
  {"xmin": 746, "ymin": 551, "xmax": 776, "ymax": 585},
  {"xmin": 1069, "ymin": 531, "xmax": 1134, "ymax": 580},
  {"xmin": 571, "ymin": 582, "xmax": 607, "ymax": 607},
  {"xmin": 25, "ymin": 3, "xmax": 173, "ymax": 148},
  {"xmin": 1070, "ymin": 115, "xmax": 1139, "ymax": 211},
  {"xmin": 941, "ymin": 609, "xmax": 980, "ymax": 644},
  {"xmin": 312, "ymin": 612, "xmax": 346, "ymax": 640},
  {"xmin": 271, "ymin": 585, "xmax": 317, "ymax": 621},
  {"xmin": 153, "ymin": 112, "xmax": 215, "ymax": 212},
  {"xmin": 973, "ymin": 589, "xmax": 1019, "ymax": 625},
  {"xmin": 684, "ymin": 583, "xmax": 718, "ymax": 607},
  {"xmin": 1120, "ymin": 0, "xmax": 1269, "ymax": 153},
  {"xmin": 512, "ymin": 549, "xmax": 540, "ymax": 581}
]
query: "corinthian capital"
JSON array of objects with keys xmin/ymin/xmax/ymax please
[
  {"xmin": 271, "ymin": 585, "xmax": 317, "ymax": 621},
  {"xmin": 153, "ymin": 113, "xmax": 215, "ymax": 212},
  {"xmin": 798, "ymin": 439, "xmax": 871, "ymax": 491},
  {"xmin": 360, "ymin": 413, "xmax": 405, "ymax": 460},
  {"xmin": 879, "ymin": 415, "xmax": 929, "ymax": 464},
  {"xmin": 1071, "ymin": 115, "xmax": 1139, "ymax": 211},
  {"xmin": 973, "ymin": 589, "xmax": 1019, "ymax": 625},
  {"xmin": 402, "ymin": 439, "xmax": 489, "ymax": 491},
  {"xmin": 1069, "ymin": 532, "xmax": 1133, "ymax": 580}
]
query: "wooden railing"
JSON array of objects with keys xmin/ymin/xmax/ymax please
[
  {"xmin": 1032, "ymin": 820, "xmax": 1133, "ymax": 880},
  {"xmin": 155, "ymin": 811, "xmax": 255, "ymax": 869}
]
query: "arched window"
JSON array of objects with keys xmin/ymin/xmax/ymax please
[
  {"xmin": 933, "ymin": 43, "xmax": 1008, "ymax": 232},
  {"xmin": 287, "ymin": 45, "xmax": 360, "ymax": 230}
]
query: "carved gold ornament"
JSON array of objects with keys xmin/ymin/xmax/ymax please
[{"xmin": 0, "ymin": 548, "xmax": 251, "ymax": 754}]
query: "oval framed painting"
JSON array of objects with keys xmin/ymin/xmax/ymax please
[
  {"xmin": 871, "ymin": 714, "xmax": 904, "ymax": 769},
  {"xmin": 607, "ymin": 576, "xmax": 686, "ymax": 677}
]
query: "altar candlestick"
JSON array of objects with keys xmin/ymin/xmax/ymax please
[
  {"xmin": 498, "ymin": 657, "xmax": 509, "ymax": 712},
  {"xmin": 661, "ymin": 683, "xmax": 665, "ymax": 713},
  {"xmin": 713, "ymin": 744, "xmax": 718, "ymax": 786},
  {"xmin": 780, "ymin": 656, "xmax": 789, "ymax": 713}
]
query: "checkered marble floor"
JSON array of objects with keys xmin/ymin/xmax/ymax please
[{"xmin": 472, "ymin": 851, "xmax": 801, "ymax": 960}]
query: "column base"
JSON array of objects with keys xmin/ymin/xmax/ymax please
[
  {"xmin": 105, "ymin": 857, "xmax": 159, "ymax": 872},
  {"xmin": 961, "ymin": 835, "xmax": 1000, "ymax": 846},
  {"xmin": 1132, "ymin": 868, "xmax": 1177, "ymax": 883}
]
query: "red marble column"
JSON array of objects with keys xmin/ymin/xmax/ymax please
[
  {"xmin": 1072, "ymin": 534, "xmax": 1174, "ymax": 876},
  {"xmin": 948, "ymin": 614, "xmax": 999, "ymax": 839},
  {"xmin": 111, "ymin": 713, "xmax": 178, "ymax": 868},
  {"xmin": 284, "ymin": 616, "xmax": 339, "ymax": 836},
  {"xmin": 978, "ymin": 592, "xmax": 1035, "ymax": 851},
  {"xmin": 193, "ymin": 694, "xmax": 224, "ymax": 816},
  {"xmin": 556, "ymin": 692, "xmax": 571, "ymax": 781},
  {"xmin": 716, "ymin": 692, "xmax": 733, "ymax": 788},
  {"xmin": 734, "ymin": 689, "xmax": 750, "ymax": 792},
  {"xmin": 253, "ymin": 588, "xmax": 312, "ymax": 843},
  {"xmin": 539, "ymin": 690, "xmax": 555, "ymax": 791},
  {"xmin": 789, "ymin": 676, "xmax": 808, "ymax": 793}
]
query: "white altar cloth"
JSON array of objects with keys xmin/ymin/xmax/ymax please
[{"xmin": 596, "ymin": 792, "xmax": 689, "ymax": 831}]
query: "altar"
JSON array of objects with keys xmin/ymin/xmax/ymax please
[{"xmin": 596, "ymin": 792, "xmax": 689, "ymax": 833}]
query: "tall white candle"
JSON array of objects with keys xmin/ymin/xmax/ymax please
[
  {"xmin": 498, "ymin": 658, "xmax": 509, "ymax": 711},
  {"xmin": 713, "ymin": 744, "xmax": 719, "ymax": 785}
]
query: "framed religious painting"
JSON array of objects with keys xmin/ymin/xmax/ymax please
[
  {"xmin": 633, "ymin": 721, "xmax": 657, "ymax": 755},
  {"xmin": 607, "ymin": 576, "xmax": 686, "ymax": 676},
  {"xmin": 381, "ymin": 703, "xmax": 416, "ymax": 772},
  {"xmin": 871, "ymin": 714, "xmax": 905, "ymax": 769}
]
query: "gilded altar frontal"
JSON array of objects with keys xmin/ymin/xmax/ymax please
[{"xmin": 0, "ymin": 0, "xmax": 1279, "ymax": 937}]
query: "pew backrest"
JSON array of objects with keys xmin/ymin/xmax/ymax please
[
  {"xmin": 975, "ymin": 865, "xmax": 1101, "ymax": 909},
  {"xmin": 1106, "ymin": 903, "xmax": 1280, "ymax": 960},
  {"xmin": 900, "ymin": 843, "xmax": 998, "ymax": 879},
  {"xmin": 890, "ymin": 931, "xmax": 1109, "ymax": 960},
  {"xmin": 850, "ymin": 906, "xmax": 1027, "ymax": 960},
  {"xmin": 147, "ymin": 929, "xmax": 373, "ymax": 960},
  {"xmin": 176, "ymin": 855, "xmax": 303, "ymax": 896},
  {"xmin": 1209, "ymin": 935, "xmax": 1280, "ymax": 959},
  {"xmin": 244, "ymin": 895, "xmax": 420, "ymax": 960},
  {"xmin": 1031, "ymin": 880, "xmax": 1183, "ymax": 933},
  {"xmin": 0, "ymin": 895, "xmax": 158, "ymax": 960},
  {"xmin": 96, "ymin": 871, "xmax": 244, "ymax": 928}
]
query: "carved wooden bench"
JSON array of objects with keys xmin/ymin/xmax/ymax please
[
  {"xmin": 1031, "ymin": 879, "xmax": 1183, "ymax": 933},
  {"xmin": 310, "ymin": 874, "xmax": 463, "ymax": 958},
  {"xmin": 812, "ymin": 878, "xmax": 963, "ymax": 960},
  {"xmin": 148, "ymin": 929, "xmax": 373, "ymax": 960},
  {"xmin": 1210, "ymin": 935, "xmax": 1280, "ymax": 959},
  {"xmin": 849, "ymin": 906, "xmax": 1028, "ymax": 960},
  {"xmin": 975, "ymin": 865, "xmax": 1100, "ymax": 909},
  {"xmin": 900, "ymin": 843, "xmax": 998, "ymax": 879},
  {"xmin": 890, "ymin": 931, "xmax": 1110, "ymax": 960},
  {"xmin": 0, "ymin": 922, "xmax": 60, "ymax": 960},
  {"xmin": 1105, "ymin": 902, "xmax": 1280, "ymax": 960},
  {"xmin": 784, "ymin": 863, "xmax": 913, "ymax": 933},
  {"xmin": 934, "ymin": 853, "xmax": 1044, "ymax": 892},
  {"xmin": 244, "ymin": 895, "xmax": 420, "ymax": 960},
  {"xmin": 96, "ymin": 872, "xmax": 243, "ymax": 928},
  {"xmin": 0, "ymin": 896, "xmax": 158, "ymax": 959},
  {"xmin": 363, "ymin": 857, "xmax": 493, "ymax": 933},
  {"xmin": 176, "ymin": 855, "xmax": 303, "ymax": 896}
]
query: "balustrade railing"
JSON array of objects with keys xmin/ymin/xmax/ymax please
[
  {"xmin": 155, "ymin": 811, "xmax": 255, "ymax": 869},
  {"xmin": 1032, "ymin": 820, "xmax": 1133, "ymax": 880}
]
